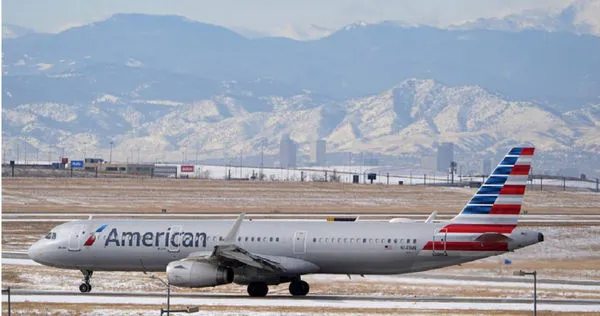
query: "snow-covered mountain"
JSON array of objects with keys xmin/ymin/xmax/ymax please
[
  {"xmin": 3, "ymin": 13, "xmax": 599, "ymax": 108},
  {"xmin": 2, "ymin": 24, "xmax": 36, "ymax": 39},
  {"xmin": 454, "ymin": 0, "xmax": 600, "ymax": 36},
  {"xmin": 3, "ymin": 79, "xmax": 598, "ymax": 165}
]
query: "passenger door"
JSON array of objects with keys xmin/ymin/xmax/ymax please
[
  {"xmin": 68, "ymin": 224, "xmax": 85, "ymax": 252},
  {"xmin": 293, "ymin": 231, "xmax": 307, "ymax": 255},
  {"xmin": 168, "ymin": 225, "xmax": 183, "ymax": 253}
]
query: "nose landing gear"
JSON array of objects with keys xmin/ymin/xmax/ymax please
[{"xmin": 79, "ymin": 269, "xmax": 93, "ymax": 293}]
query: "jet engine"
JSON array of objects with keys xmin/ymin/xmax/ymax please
[{"xmin": 166, "ymin": 260, "xmax": 233, "ymax": 288}]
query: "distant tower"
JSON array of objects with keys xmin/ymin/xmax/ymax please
[
  {"xmin": 312, "ymin": 140, "xmax": 326, "ymax": 166},
  {"xmin": 279, "ymin": 134, "xmax": 297, "ymax": 168},
  {"xmin": 482, "ymin": 158, "xmax": 492, "ymax": 175},
  {"xmin": 436, "ymin": 142, "xmax": 454, "ymax": 172}
]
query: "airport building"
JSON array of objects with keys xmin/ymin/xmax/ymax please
[
  {"xmin": 436, "ymin": 142, "xmax": 454, "ymax": 172},
  {"xmin": 311, "ymin": 139, "xmax": 326, "ymax": 166},
  {"xmin": 279, "ymin": 134, "xmax": 297, "ymax": 168}
]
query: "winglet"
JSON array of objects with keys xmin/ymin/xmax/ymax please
[
  {"xmin": 223, "ymin": 213, "xmax": 245, "ymax": 244},
  {"xmin": 425, "ymin": 211, "xmax": 437, "ymax": 224}
]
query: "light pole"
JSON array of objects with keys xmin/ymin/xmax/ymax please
[{"xmin": 514, "ymin": 270, "xmax": 537, "ymax": 316}]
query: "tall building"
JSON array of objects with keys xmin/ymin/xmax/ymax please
[
  {"xmin": 481, "ymin": 158, "xmax": 492, "ymax": 175},
  {"xmin": 311, "ymin": 140, "xmax": 326, "ymax": 166},
  {"xmin": 279, "ymin": 135, "xmax": 297, "ymax": 168},
  {"xmin": 436, "ymin": 142, "xmax": 454, "ymax": 172}
]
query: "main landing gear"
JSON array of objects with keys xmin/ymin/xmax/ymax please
[
  {"xmin": 247, "ymin": 282, "xmax": 269, "ymax": 297},
  {"xmin": 79, "ymin": 269, "xmax": 93, "ymax": 293},
  {"xmin": 246, "ymin": 278, "xmax": 310, "ymax": 297},
  {"xmin": 289, "ymin": 279, "xmax": 309, "ymax": 296}
]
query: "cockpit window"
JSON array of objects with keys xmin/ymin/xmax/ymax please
[
  {"xmin": 44, "ymin": 232, "xmax": 57, "ymax": 240},
  {"xmin": 45, "ymin": 232, "xmax": 52, "ymax": 239}
]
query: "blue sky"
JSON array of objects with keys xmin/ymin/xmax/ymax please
[{"xmin": 2, "ymin": 0, "xmax": 572, "ymax": 33}]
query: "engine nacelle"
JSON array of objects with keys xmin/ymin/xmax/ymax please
[{"xmin": 166, "ymin": 260, "xmax": 233, "ymax": 288}]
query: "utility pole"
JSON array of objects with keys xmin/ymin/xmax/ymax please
[
  {"xmin": 109, "ymin": 141, "xmax": 114, "ymax": 164},
  {"xmin": 260, "ymin": 142, "xmax": 264, "ymax": 180}
]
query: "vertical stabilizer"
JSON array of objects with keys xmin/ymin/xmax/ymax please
[{"xmin": 448, "ymin": 147, "xmax": 535, "ymax": 233}]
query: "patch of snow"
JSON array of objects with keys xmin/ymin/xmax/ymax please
[
  {"xmin": 125, "ymin": 58, "xmax": 143, "ymax": 68},
  {"xmin": 36, "ymin": 63, "xmax": 53, "ymax": 71},
  {"xmin": 132, "ymin": 100, "xmax": 184, "ymax": 106},
  {"xmin": 95, "ymin": 94, "xmax": 120, "ymax": 104}
]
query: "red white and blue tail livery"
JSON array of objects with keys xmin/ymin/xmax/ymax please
[{"xmin": 423, "ymin": 147, "xmax": 540, "ymax": 254}]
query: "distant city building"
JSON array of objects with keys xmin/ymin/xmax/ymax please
[
  {"xmin": 436, "ymin": 142, "xmax": 454, "ymax": 172},
  {"xmin": 420, "ymin": 155, "xmax": 437, "ymax": 171},
  {"xmin": 279, "ymin": 134, "xmax": 297, "ymax": 168},
  {"xmin": 311, "ymin": 140, "xmax": 326, "ymax": 166},
  {"xmin": 482, "ymin": 158, "xmax": 492, "ymax": 175}
]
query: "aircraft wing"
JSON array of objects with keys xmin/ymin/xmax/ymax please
[{"xmin": 184, "ymin": 214, "xmax": 284, "ymax": 272}]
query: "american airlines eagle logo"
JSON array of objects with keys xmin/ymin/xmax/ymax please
[{"xmin": 84, "ymin": 224, "xmax": 108, "ymax": 246}]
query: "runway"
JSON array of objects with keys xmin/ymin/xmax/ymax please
[{"xmin": 3, "ymin": 289, "xmax": 599, "ymax": 312}]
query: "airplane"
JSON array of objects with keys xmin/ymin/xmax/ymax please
[{"xmin": 28, "ymin": 147, "xmax": 543, "ymax": 297}]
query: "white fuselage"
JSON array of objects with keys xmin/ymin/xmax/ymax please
[{"xmin": 29, "ymin": 218, "xmax": 539, "ymax": 283}]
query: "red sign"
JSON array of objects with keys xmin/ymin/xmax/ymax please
[
  {"xmin": 61, "ymin": 157, "xmax": 69, "ymax": 164},
  {"xmin": 180, "ymin": 165, "xmax": 194, "ymax": 173}
]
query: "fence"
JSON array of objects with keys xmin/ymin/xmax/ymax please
[{"xmin": 3, "ymin": 164, "xmax": 598, "ymax": 192}]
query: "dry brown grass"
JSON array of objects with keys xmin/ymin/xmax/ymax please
[{"xmin": 2, "ymin": 178, "xmax": 599, "ymax": 214}]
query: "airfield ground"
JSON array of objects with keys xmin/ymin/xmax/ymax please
[{"xmin": 2, "ymin": 178, "xmax": 600, "ymax": 315}]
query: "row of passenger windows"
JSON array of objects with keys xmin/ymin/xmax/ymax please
[
  {"xmin": 237, "ymin": 236, "xmax": 280, "ymax": 243},
  {"xmin": 312, "ymin": 237, "xmax": 417, "ymax": 244},
  {"xmin": 192, "ymin": 236, "xmax": 281, "ymax": 243}
]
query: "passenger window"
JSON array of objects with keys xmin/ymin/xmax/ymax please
[
  {"xmin": 313, "ymin": 238, "xmax": 317, "ymax": 243},
  {"xmin": 257, "ymin": 237, "xmax": 261, "ymax": 242},
  {"xmin": 219, "ymin": 236, "xmax": 223, "ymax": 241},
  {"xmin": 245, "ymin": 237, "xmax": 248, "ymax": 242},
  {"xmin": 251, "ymin": 237, "xmax": 255, "ymax": 242},
  {"xmin": 406, "ymin": 239, "xmax": 410, "ymax": 244},
  {"xmin": 363, "ymin": 238, "xmax": 367, "ymax": 243},
  {"xmin": 270, "ymin": 237, "xmax": 273, "ymax": 242},
  {"xmin": 388, "ymin": 239, "xmax": 391, "ymax": 243},
  {"xmin": 337, "ymin": 238, "xmax": 342, "ymax": 243},
  {"xmin": 413, "ymin": 239, "xmax": 417, "ymax": 244},
  {"xmin": 319, "ymin": 237, "xmax": 323, "ymax": 243},
  {"xmin": 276, "ymin": 237, "xmax": 280, "ymax": 242},
  {"xmin": 344, "ymin": 238, "xmax": 348, "ymax": 243},
  {"xmin": 394, "ymin": 239, "xmax": 398, "ymax": 243},
  {"xmin": 238, "ymin": 237, "xmax": 241, "ymax": 242},
  {"xmin": 369, "ymin": 238, "xmax": 373, "ymax": 243}
]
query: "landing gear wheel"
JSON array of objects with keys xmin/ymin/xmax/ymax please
[
  {"xmin": 289, "ymin": 280, "xmax": 309, "ymax": 296},
  {"xmin": 247, "ymin": 282, "xmax": 269, "ymax": 297},
  {"xmin": 79, "ymin": 283, "xmax": 91, "ymax": 293},
  {"xmin": 80, "ymin": 269, "xmax": 93, "ymax": 293}
]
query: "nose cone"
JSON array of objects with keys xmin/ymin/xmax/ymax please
[
  {"xmin": 538, "ymin": 232, "xmax": 544, "ymax": 242},
  {"xmin": 28, "ymin": 240, "xmax": 45, "ymax": 264}
]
